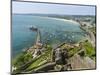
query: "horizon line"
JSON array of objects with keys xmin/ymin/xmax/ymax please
[{"xmin": 12, "ymin": 13, "xmax": 96, "ymax": 16}]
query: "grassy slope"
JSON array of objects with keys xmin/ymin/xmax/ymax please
[
  {"xmin": 25, "ymin": 45, "xmax": 52, "ymax": 72},
  {"xmin": 83, "ymin": 41, "xmax": 95, "ymax": 60}
]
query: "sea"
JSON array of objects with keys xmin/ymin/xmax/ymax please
[{"xmin": 12, "ymin": 14, "xmax": 86, "ymax": 57}]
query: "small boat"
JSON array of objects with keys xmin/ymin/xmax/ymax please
[{"xmin": 29, "ymin": 26, "xmax": 38, "ymax": 31}]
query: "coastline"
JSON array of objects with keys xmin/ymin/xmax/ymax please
[
  {"xmin": 12, "ymin": 15, "xmax": 96, "ymax": 73},
  {"xmin": 36, "ymin": 16, "xmax": 79, "ymax": 25}
]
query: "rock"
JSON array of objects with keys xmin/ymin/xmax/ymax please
[
  {"xmin": 54, "ymin": 65, "xmax": 63, "ymax": 71},
  {"xmin": 55, "ymin": 48, "xmax": 63, "ymax": 64}
]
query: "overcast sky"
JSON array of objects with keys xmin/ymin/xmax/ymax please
[{"xmin": 12, "ymin": 1, "xmax": 96, "ymax": 15}]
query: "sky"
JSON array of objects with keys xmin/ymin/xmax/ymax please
[{"xmin": 12, "ymin": 1, "xmax": 96, "ymax": 15}]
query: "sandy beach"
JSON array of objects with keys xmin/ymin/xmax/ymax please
[{"xmin": 38, "ymin": 16, "xmax": 79, "ymax": 25}]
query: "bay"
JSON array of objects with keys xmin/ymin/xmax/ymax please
[{"xmin": 12, "ymin": 14, "xmax": 85, "ymax": 57}]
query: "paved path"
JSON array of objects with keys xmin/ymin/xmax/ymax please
[
  {"xmin": 36, "ymin": 30, "xmax": 41, "ymax": 44},
  {"xmin": 79, "ymin": 21, "xmax": 95, "ymax": 47}
]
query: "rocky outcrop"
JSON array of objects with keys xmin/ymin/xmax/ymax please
[{"xmin": 68, "ymin": 54, "xmax": 95, "ymax": 70}]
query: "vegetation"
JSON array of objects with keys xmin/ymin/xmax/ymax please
[
  {"xmin": 60, "ymin": 44, "xmax": 80, "ymax": 58},
  {"xmin": 12, "ymin": 51, "xmax": 33, "ymax": 68},
  {"xmin": 82, "ymin": 40, "xmax": 95, "ymax": 60},
  {"xmin": 12, "ymin": 15, "xmax": 96, "ymax": 73},
  {"xmin": 59, "ymin": 39, "xmax": 95, "ymax": 61},
  {"xmin": 12, "ymin": 45, "xmax": 52, "ymax": 73},
  {"xmin": 26, "ymin": 49, "xmax": 52, "ymax": 71},
  {"xmin": 12, "ymin": 39, "xmax": 96, "ymax": 74},
  {"xmin": 68, "ymin": 47, "xmax": 80, "ymax": 57}
]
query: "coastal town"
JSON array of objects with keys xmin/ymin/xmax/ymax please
[{"xmin": 12, "ymin": 15, "xmax": 96, "ymax": 74}]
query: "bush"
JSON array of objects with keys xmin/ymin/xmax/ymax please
[{"xmin": 82, "ymin": 41, "xmax": 95, "ymax": 60}]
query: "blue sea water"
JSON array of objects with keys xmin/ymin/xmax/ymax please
[{"xmin": 12, "ymin": 14, "xmax": 85, "ymax": 57}]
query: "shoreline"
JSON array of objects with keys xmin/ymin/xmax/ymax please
[{"xmin": 34, "ymin": 16, "xmax": 80, "ymax": 25}]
